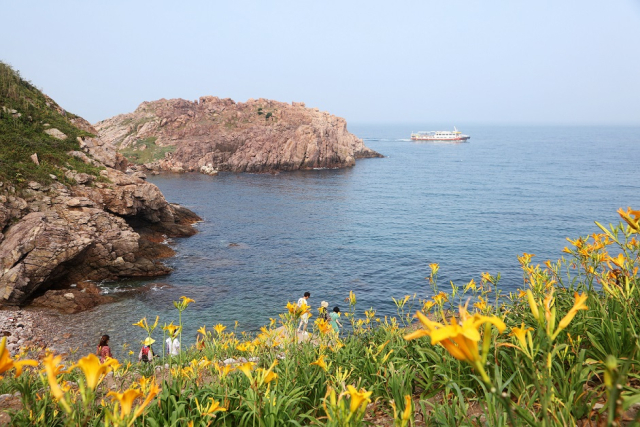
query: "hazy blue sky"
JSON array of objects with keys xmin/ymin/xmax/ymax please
[{"xmin": 3, "ymin": 1, "xmax": 640, "ymax": 125}]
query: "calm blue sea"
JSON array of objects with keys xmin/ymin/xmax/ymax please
[{"xmin": 61, "ymin": 124, "xmax": 640, "ymax": 353}]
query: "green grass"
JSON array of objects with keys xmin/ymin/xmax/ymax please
[
  {"xmin": 119, "ymin": 136, "xmax": 176, "ymax": 164},
  {"xmin": 0, "ymin": 61, "xmax": 103, "ymax": 187}
]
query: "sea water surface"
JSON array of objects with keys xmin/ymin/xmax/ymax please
[{"xmin": 60, "ymin": 125, "xmax": 640, "ymax": 355}]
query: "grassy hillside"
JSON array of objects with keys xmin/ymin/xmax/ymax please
[{"xmin": 0, "ymin": 62, "xmax": 102, "ymax": 187}]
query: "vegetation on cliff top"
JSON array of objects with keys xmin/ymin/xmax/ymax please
[
  {"xmin": 0, "ymin": 62, "xmax": 102, "ymax": 187},
  {"xmin": 1, "ymin": 209, "xmax": 640, "ymax": 425},
  {"xmin": 119, "ymin": 136, "xmax": 176, "ymax": 165}
]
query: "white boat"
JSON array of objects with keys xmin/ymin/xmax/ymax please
[{"xmin": 411, "ymin": 127, "xmax": 470, "ymax": 141}]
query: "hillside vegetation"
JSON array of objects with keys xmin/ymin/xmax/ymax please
[{"xmin": 0, "ymin": 62, "xmax": 101, "ymax": 187}]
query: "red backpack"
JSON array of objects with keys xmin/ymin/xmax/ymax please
[{"xmin": 141, "ymin": 345, "xmax": 150, "ymax": 362}]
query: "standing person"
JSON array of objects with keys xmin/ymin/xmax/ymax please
[
  {"xmin": 329, "ymin": 306, "xmax": 343, "ymax": 334},
  {"xmin": 166, "ymin": 331, "xmax": 180, "ymax": 357},
  {"xmin": 319, "ymin": 301, "xmax": 329, "ymax": 322},
  {"xmin": 139, "ymin": 337, "xmax": 155, "ymax": 363},
  {"xmin": 297, "ymin": 291, "xmax": 311, "ymax": 333},
  {"xmin": 96, "ymin": 335, "xmax": 113, "ymax": 363}
]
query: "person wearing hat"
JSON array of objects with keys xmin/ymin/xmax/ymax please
[
  {"xmin": 319, "ymin": 301, "xmax": 330, "ymax": 322},
  {"xmin": 139, "ymin": 337, "xmax": 155, "ymax": 362}
]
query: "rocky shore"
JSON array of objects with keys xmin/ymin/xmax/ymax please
[
  {"xmin": 0, "ymin": 66, "xmax": 201, "ymax": 315},
  {"xmin": 0, "ymin": 307, "xmax": 78, "ymax": 357},
  {"xmin": 95, "ymin": 97, "xmax": 382, "ymax": 173}
]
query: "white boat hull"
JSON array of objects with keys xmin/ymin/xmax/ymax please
[
  {"xmin": 411, "ymin": 127, "xmax": 470, "ymax": 141},
  {"xmin": 411, "ymin": 135, "xmax": 470, "ymax": 141}
]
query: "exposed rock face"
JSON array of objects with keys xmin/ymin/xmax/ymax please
[
  {"xmin": 0, "ymin": 122, "xmax": 200, "ymax": 308},
  {"xmin": 95, "ymin": 97, "xmax": 382, "ymax": 173},
  {"xmin": 31, "ymin": 285, "xmax": 114, "ymax": 314}
]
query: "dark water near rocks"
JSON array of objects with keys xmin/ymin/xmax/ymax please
[{"xmin": 66, "ymin": 124, "xmax": 640, "ymax": 356}]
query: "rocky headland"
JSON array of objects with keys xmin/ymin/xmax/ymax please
[
  {"xmin": 95, "ymin": 97, "xmax": 382, "ymax": 174},
  {"xmin": 0, "ymin": 63, "xmax": 200, "ymax": 320}
]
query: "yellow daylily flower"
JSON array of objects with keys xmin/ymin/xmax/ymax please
[
  {"xmin": 108, "ymin": 389, "xmax": 142, "ymax": 418},
  {"xmin": 42, "ymin": 354, "xmax": 65, "ymax": 400},
  {"xmin": 132, "ymin": 318, "xmax": 147, "ymax": 329},
  {"xmin": 554, "ymin": 292, "xmax": 588, "ymax": 338},
  {"xmin": 74, "ymin": 353, "xmax": 113, "ymax": 391},
  {"xmin": 401, "ymin": 395, "xmax": 412, "ymax": 421},
  {"xmin": 286, "ymin": 301, "xmax": 297, "ymax": 314},
  {"xmin": 429, "ymin": 263, "xmax": 439, "ymax": 275},
  {"xmin": 163, "ymin": 322, "xmax": 179, "ymax": 337},
  {"xmin": 103, "ymin": 357, "xmax": 121, "ymax": 372},
  {"xmin": 518, "ymin": 253, "xmax": 535, "ymax": 265},
  {"xmin": 137, "ymin": 375, "xmax": 153, "ymax": 393},
  {"xmin": 214, "ymin": 362, "xmax": 234, "ymax": 378},
  {"xmin": 0, "ymin": 337, "xmax": 37, "ymax": 378},
  {"xmin": 236, "ymin": 342, "xmax": 252, "ymax": 352},
  {"xmin": 331, "ymin": 340, "xmax": 345, "ymax": 352},
  {"xmin": 147, "ymin": 316, "xmax": 159, "ymax": 333},
  {"xmin": 473, "ymin": 296, "xmax": 487, "ymax": 311},
  {"xmin": 510, "ymin": 323, "xmax": 534, "ymax": 353},
  {"xmin": 133, "ymin": 381, "xmax": 161, "ymax": 419},
  {"xmin": 174, "ymin": 296, "xmax": 195, "ymax": 311},
  {"xmin": 310, "ymin": 354, "xmax": 328, "ymax": 371},
  {"xmin": 298, "ymin": 302, "xmax": 311, "ymax": 317},
  {"xmin": 262, "ymin": 370, "xmax": 277, "ymax": 384},
  {"xmin": 464, "ymin": 279, "xmax": 476, "ymax": 292},
  {"xmin": 42, "ymin": 353, "xmax": 72, "ymax": 413},
  {"xmin": 346, "ymin": 385, "xmax": 372, "ymax": 413},
  {"xmin": 608, "ymin": 253, "xmax": 625, "ymax": 269},
  {"xmin": 433, "ymin": 292, "xmax": 448, "ymax": 305},
  {"xmin": 196, "ymin": 397, "xmax": 226, "ymax": 416},
  {"xmin": 422, "ymin": 300, "xmax": 436, "ymax": 312},
  {"xmin": 618, "ymin": 207, "xmax": 640, "ymax": 232},
  {"xmin": 213, "ymin": 324, "xmax": 227, "ymax": 335},
  {"xmin": 480, "ymin": 272, "xmax": 494, "ymax": 284},
  {"xmin": 237, "ymin": 362, "xmax": 255, "ymax": 380},
  {"xmin": 405, "ymin": 307, "xmax": 505, "ymax": 383},
  {"xmin": 180, "ymin": 296, "xmax": 195, "ymax": 305},
  {"xmin": 391, "ymin": 394, "xmax": 413, "ymax": 427},
  {"xmin": 197, "ymin": 325, "xmax": 207, "ymax": 336},
  {"xmin": 566, "ymin": 237, "xmax": 583, "ymax": 248},
  {"xmin": 316, "ymin": 319, "xmax": 333, "ymax": 335},
  {"xmin": 348, "ymin": 290, "xmax": 357, "ymax": 306}
]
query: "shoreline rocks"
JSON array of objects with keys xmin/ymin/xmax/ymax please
[{"xmin": 1, "ymin": 109, "xmax": 200, "ymax": 310}]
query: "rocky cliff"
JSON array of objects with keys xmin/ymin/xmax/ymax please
[
  {"xmin": 95, "ymin": 97, "xmax": 382, "ymax": 173},
  {"xmin": 0, "ymin": 63, "xmax": 200, "ymax": 309}
]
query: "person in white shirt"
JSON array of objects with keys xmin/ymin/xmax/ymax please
[
  {"xmin": 166, "ymin": 331, "xmax": 180, "ymax": 357},
  {"xmin": 296, "ymin": 291, "xmax": 311, "ymax": 333}
]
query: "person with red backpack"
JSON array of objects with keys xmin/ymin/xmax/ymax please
[{"xmin": 138, "ymin": 337, "xmax": 155, "ymax": 362}]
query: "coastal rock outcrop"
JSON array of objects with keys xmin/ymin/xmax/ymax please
[
  {"xmin": 0, "ymin": 172, "xmax": 199, "ymax": 307},
  {"xmin": 95, "ymin": 97, "xmax": 382, "ymax": 173},
  {"xmin": 0, "ymin": 65, "xmax": 200, "ymax": 308}
]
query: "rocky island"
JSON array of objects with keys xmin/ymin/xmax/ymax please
[
  {"xmin": 0, "ymin": 62, "xmax": 200, "ymax": 315},
  {"xmin": 95, "ymin": 97, "xmax": 382, "ymax": 174}
]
